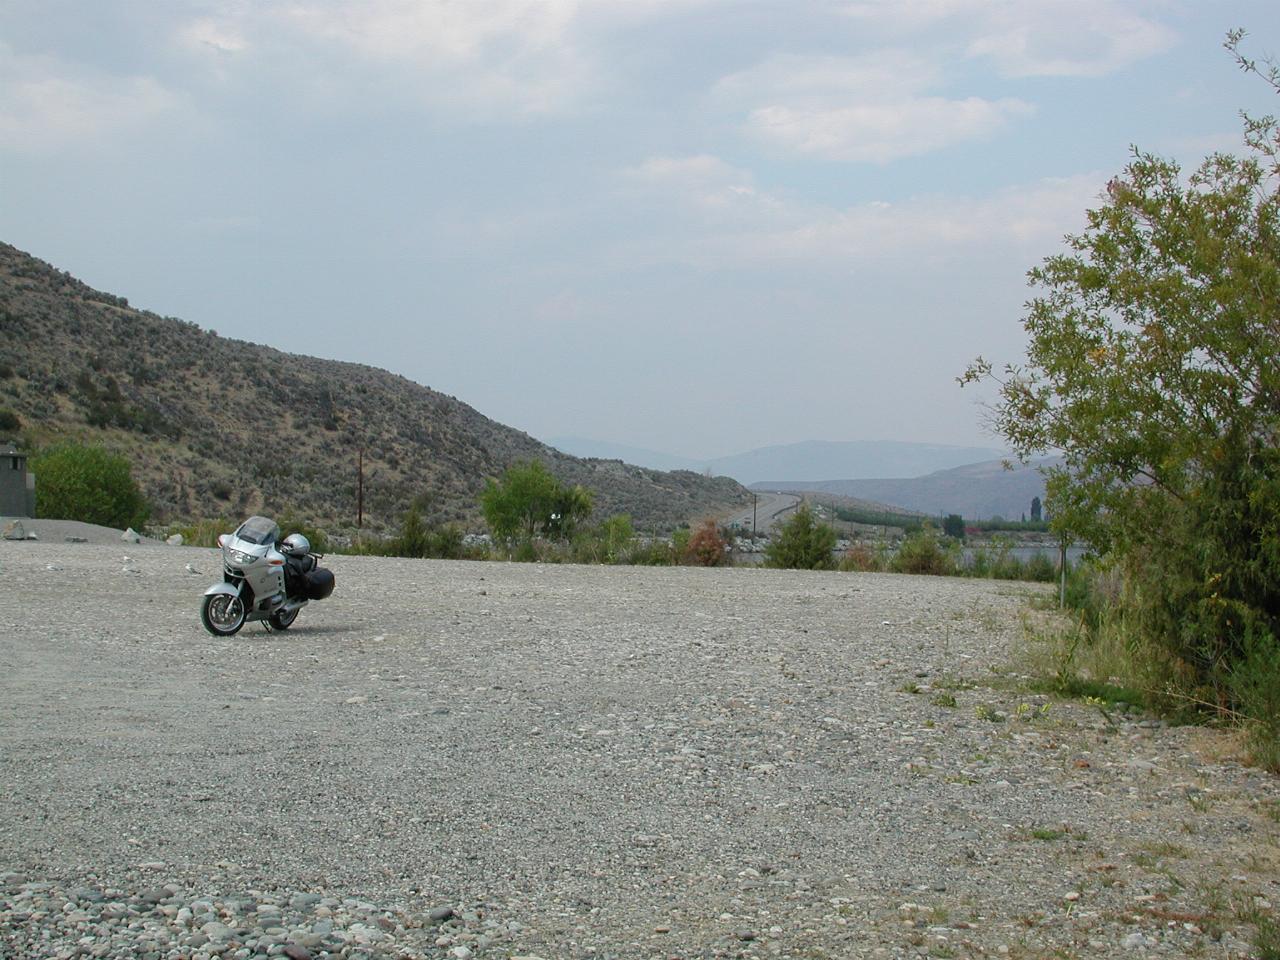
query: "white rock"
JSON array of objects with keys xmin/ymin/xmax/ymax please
[
  {"xmin": 122, "ymin": 528, "xmax": 142, "ymax": 543},
  {"xmin": 166, "ymin": 534, "xmax": 184, "ymax": 546}
]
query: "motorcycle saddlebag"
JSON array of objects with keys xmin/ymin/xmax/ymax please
[{"xmin": 304, "ymin": 567, "xmax": 335, "ymax": 600}]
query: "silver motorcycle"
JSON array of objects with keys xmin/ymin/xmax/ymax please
[{"xmin": 200, "ymin": 516, "xmax": 334, "ymax": 636}]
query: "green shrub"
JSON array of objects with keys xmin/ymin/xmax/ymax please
[
  {"xmin": 32, "ymin": 442, "xmax": 150, "ymax": 529},
  {"xmin": 0, "ymin": 408, "xmax": 20, "ymax": 433},
  {"xmin": 625, "ymin": 539, "xmax": 677, "ymax": 566},
  {"xmin": 889, "ymin": 529, "xmax": 956, "ymax": 576},
  {"xmin": 765, "ymin": 504, "xmax": 837, "ymax": 570}
]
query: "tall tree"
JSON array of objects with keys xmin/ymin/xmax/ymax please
[
  {"xmin": 961, "ymin": 31, "xmax": 1280, "ymax": 737},
  {"xmin": 480, "ymin": 460, "xmax": 594, "ymax": 545}
]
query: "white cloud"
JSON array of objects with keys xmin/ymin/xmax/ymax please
[
  {"xmin": 621, "ymin": 154, "xmax": 784, "ymax": 215},
  {"xmin": 622, "ymin": 156, "xmax": 1104, "ymax": 267},
  {"xmin": 0, "ymin": 50, "xmax": 182, "ymax": 154},
  {"xmin": 173, "ymin": 0, "xmax": 600, "ymax": 118},
  {"xmin": 746, "ymin": 96, "xmax": 1032, "ymax": 163},
  {"xmin": 716, "ymin": 52, "xmax": 1033, "ymax": 163},
  {"xmin": 721, "ymin": 174, "xmax": 1104, "ymax": 263},
  {"xmin": 842, "ymin": 0, "xmax": 1176, "ymax": 78},
  {"xmin": 177, "ymin": 18, "xmax": 249, "ymax": 56},
  {"xmin": 625, "ymin": 153, "xmax": 748, "ymax": 186}
]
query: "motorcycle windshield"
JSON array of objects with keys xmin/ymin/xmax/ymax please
[{"xmin": 236, "ymin": 516, "xmax": 281, "ymax": 546}]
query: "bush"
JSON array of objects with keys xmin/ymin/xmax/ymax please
[
  {"xmin": 889, "ymin": 529, "xmax": 957, "ymax": 576},
  {"xmin": 0, "ymin": 408, "xmax": 20, "ymax": 433},
  {"xmin": 765, "ymin": 504, "xmax": 837, "ymax": 570},
  {"xmin": 838, "ymin": 544, "xmax": 884, "ymax": 572},
  {"xmin": 32, "ymin": 443, "xmax": 150, "ymax": 529},
  {"xmin": 684, "ymin": 519, "xmax": 727, "ymax": 566},
  {"xmin": 571, "ymin": 514, "xmax": 635, "ymax": 564},
  {"xmin": 625, "ymin": 539, "xmax": 677, "ymax": 566}
]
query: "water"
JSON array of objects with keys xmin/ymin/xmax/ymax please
[{"xmin": 962, "ymin": 544, "xmax": 1087, "ymax": 567}]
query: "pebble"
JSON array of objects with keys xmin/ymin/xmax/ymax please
[{"xmin": 0, "ymin": 878, "xmax": 495, "ymax": 959}]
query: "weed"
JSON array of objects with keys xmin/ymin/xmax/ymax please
[
  {"xmin": 1188, "ymin": 793, "xmax": 1214, "ymax": 813},
  {"xmin": 1252, "ymin": 913, "xmax": 1280, "ymax": 960},
  {"xmin": 974, "ymin": 704, "xmax": 1005, "ymax": 723},
  {"xmin": 899, "ymin": 682, "xmax": 922, "ymax": 694},
  {"xmin": 1139, "ymin": 841, "xmax": 1190, "ymax": 859},
  {"xmin": 931, "ymin": 693, "xmax": 959, "ymax": 708}
]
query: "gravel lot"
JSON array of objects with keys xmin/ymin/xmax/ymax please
[{"xmin": 2, "ymin": 540, "xmax": 1277, "ymax": 960}]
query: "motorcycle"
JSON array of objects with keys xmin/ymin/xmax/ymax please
[{"xmin": 200, "ymin": 515, "xmax": 335, "ymax": 636}]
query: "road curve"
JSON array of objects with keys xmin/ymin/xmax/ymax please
[{"xmin": 722, "ymin": 490, "xmax": 801, "ymax": 534}]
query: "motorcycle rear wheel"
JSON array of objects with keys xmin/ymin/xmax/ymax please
[
  {"xmin": 201, "ymin": 593, "xmax": 246, "ymax": 636},
  {"xmin": 268, "ymin": 607, "xmax": 299, "ymax": 630}
]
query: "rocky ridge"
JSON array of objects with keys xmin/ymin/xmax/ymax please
[{"xmin": 0, "ymin": 241, "xmax": 748, "ymax": 532}]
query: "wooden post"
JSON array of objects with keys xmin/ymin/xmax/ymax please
[
  {"xmin": 357, "ymin": 447, "xmax": 364, "ymax": 529},
  {"xmin": 1059, "ymin": 540, "xmax": 1067, "ymax": 609}
]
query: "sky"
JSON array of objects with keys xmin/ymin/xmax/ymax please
[{"xmin": 2, "ymin": 1, "xmax": 1278, "ymax": 461}]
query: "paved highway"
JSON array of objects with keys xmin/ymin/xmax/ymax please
[{"xmin": 723, "ymin": 490, "xmax": 801, "ymax": 535}]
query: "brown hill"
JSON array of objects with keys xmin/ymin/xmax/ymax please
[{"xmin": 0, "ymin": 242, "xmax": 748, "ymax": 533}]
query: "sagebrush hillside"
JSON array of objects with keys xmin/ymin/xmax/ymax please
[{"xmin": 0, "ymin": 242, "xmax": 748, "ymax": 533}]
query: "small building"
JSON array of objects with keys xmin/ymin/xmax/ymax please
[{"xmin": 1, "ymin": 441, "xmax": 35, "ymax": 517}]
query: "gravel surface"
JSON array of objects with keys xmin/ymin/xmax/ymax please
[{"xmin": 2, "ymin": 540, "xmax": 1277, "ymax": 959}]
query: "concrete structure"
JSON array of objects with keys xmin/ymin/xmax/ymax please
[{"xmin": 1, "ymin": 441, "xmax": 35, "ymax": 517}]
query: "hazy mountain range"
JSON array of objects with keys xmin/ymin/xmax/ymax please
[
  {"xmin": 761, "ymin": 457, "xmax": 1060, "ymax": 521},
  {"xmin": 549, "ymin": 437, "xmax": 1008, "ymax": 486}
]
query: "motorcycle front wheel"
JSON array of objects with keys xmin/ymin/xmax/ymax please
[{"xmin": 201, "ymin": 593, "xmax": 246, "ymax": 636}]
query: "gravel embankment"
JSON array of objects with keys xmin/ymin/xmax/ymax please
[{"xmin": 2, "ymin": 540, "xmax": 1277, "ymax": 959}]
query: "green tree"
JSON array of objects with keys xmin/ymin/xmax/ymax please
[
  {"xmin": 765, "ymin": 504, "xmax": 837, "ymax": 570},
  {"xmin": 942, "ymin": 514, "xmax": 966, "ymax": 540},
  {"xmin": 961, "ymin": 32, "xmax": 1280, "ymax": 758},
  {"xmin": 480, "ymin": 460, "xmax": 594, "ymax": 546},
  {"xmin": 32, "ymin": 442, "xmax": 150, "ymax": 529}
]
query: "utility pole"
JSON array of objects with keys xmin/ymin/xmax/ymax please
[
  {"xmin": 357, "ymin": 447, "xmax": 364, "ymax": 529},
  {"xmin": 752, "ymin": 491, "xmax": 758, "ymax": 540}
]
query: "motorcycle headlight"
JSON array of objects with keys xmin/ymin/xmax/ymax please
[{"xmin": 229, "ymin": 549, "xmax": 257, "ymax": 565}]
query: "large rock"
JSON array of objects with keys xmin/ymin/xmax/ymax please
[{"xmin": 3, "ymin": 520, "xmax": 25, "ymax": 540}]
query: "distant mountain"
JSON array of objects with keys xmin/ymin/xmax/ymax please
[
  {"xmin": 759, "ymin": 457, "xmax": 1060, "ymax": 521},
  {"xmin": 705, "ymin": 440, "xmax": 1007, "ymax": 486},
  {"xmin": 0, "ymin": 242, "xmax": 748, "ymax": 533},
  {"xmin": 549, "ymin": 437, "xmax": 1008, "ymax": 486},
  {"xmin": 547, "ymin": 437, "xmax": 703, "ymax": 473}
]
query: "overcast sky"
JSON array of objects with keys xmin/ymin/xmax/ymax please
[{"xmin": 3, "ymin": 1, "xmax": 1278, "ymax": 459}]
